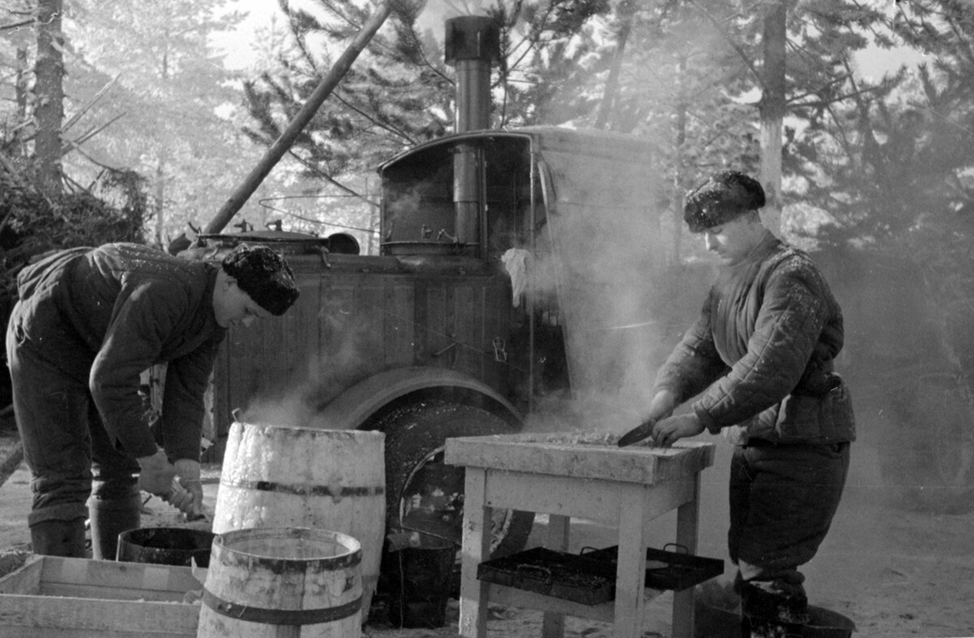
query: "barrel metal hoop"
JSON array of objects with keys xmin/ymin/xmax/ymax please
[
  {"xmin": 202, "ymin": 589, "xmax": 362, "ymax": 625},
  {"xmin": 222, "ymin": 478, "xmax": 384, "ymax": 499}
]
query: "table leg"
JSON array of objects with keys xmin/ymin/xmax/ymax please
[
  {"xmin": 459, "ymin": 468, "xmax": 491, "ymax": 638},
  {"xmin": 671, "ymin": 475, "xmax": 701, "ymax": 638},
  {"xmin": 613, "ymin": 487, "xmax": 650, "ymax": 638},
  {"xmin": 542, "ymin": 514, "xmax": 570, "ymax": 638}
]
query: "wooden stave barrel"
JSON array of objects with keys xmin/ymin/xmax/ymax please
[
  {"xmin": 212, "ymin": 422, "xmax": 385, "ymax": 619},
  {"xmin": 197, "ymin": 527, "xmax": 363, "ymax": 638}
]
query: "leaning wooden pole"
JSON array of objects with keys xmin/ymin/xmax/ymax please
[{"xmin": 203, "ymin": 1, "xmax": 393, "ymax": 237}]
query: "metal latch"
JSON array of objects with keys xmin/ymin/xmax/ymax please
[{"xmin": 492, "ymin": 337, "xmax": 507, "ymax": 363}]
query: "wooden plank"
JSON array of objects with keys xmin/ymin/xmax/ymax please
[
  {"xmin": 384, "ymin": 283, "xmax": 414, "ymax": 367},
  {"xmin": 0, "ymin": 557, "xmax": 202, "ymax": 638},
  {"xmin": 458, "ymin": 468, "xmax": 490, "ymax": 638},
  {"xmin": 482, "ymin": 469, "xmax": 693, "ymax": 522},
  {"xmin": 0, "ymin": 594, "xmax": 199, "ymax": 637},
  {"xmin": 671, "ymin": 474, "xmax": 701, "ymax": 638},
  {"xmin": 542, "ymin": 514, "xmax": 571, "ymax": 638},
  {"xmin": 0, "ymin": 555, "xmax": 43, "ymax": 594},
  {"xmin": 613, "ymin": 487, "xmax": 652, "ymax": 638},
  {"xmin": 446, "ymin": 436, "xmax": 714, "ymax": 485}
]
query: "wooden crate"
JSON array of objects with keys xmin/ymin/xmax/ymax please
[{"xmin": 0, "ymin": 555, "xmax": 202, "ymax": 637}]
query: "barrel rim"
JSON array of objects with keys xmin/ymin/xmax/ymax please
[
  {"xmin": 213, "ymin": 526, "xmax": 362, "ymax": 565},
  {"xmin": 230, "ymin": 420, "xmax": 386, "ymax": 439}
]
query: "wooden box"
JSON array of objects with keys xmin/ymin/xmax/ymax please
[{"xmin": 0, "ymin": 555, "xmax": 202, "ymax": 637}]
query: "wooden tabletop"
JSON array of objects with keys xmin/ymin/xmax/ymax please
[{"xmin": 445, "ymin": 433, "xmax": 715, "ymax": 485}]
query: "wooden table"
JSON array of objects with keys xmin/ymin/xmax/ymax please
[{"xmin": 444, "ymin": 434, "xmax": 716, "ymax": 638}]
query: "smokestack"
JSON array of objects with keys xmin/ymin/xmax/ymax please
[{"xmin": 445, "ymin": 16, "xmax": 499, "ymax": 249}]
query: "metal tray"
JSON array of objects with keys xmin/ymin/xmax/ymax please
[
  {"xmin": 581, "ymin": 544, "xmax": 724, "ymax": 591},
  {"xmin": 476, "ymin": 547, "xmax": 615, "ymax": 605}
]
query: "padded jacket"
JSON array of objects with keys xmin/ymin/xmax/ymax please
[
  {"xmin": 653, "ymin": 231, "xmax": 855, "ymax": 445},
  {"xmin": 13, "ymin": 243, "xmax": 224, "ymax": 460}
]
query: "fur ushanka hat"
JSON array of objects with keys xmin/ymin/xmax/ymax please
[
  {"xmin": 222, "ymin": 244, "xmax": 300, "ymax": 316},
  {"xmin": 683, "ymin": 170, "xmax": 766, "ymax": 233}
]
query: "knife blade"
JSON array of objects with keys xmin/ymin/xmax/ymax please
[{"xmin": 617, "ymin": 418, "xmax": 657, "ymax": 447}]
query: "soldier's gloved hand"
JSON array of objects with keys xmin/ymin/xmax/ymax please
[
  {"xmin": 137, "ymin": 448, "xmax": 177, "ymax": 497},
  {"xmin": 172, "ymin": 459, "xmax": 204, "ymax": 518}
]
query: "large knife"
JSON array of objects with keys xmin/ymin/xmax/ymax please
[{"xmin": 617, "ymin": 418, "xmax": 657, "ymax": 447}]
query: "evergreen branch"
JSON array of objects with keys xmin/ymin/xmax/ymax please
[
  {"xmin": 62, "ymin": 74, "xmax": 120, "ymax": 135},
  {"xmin": 333, "ymin": 91, "xmax": 418, "ymax": 146},
  {"xmin": 686, "ymin": 0, "xmax": 762, "ymax": 86},
  {"xmin": 285, "ymin": 149, "xmax": 377, "ymax": 209},
  {"xmin": 789, "ymin": 85, "xmax": 884, "ymax": 109}
]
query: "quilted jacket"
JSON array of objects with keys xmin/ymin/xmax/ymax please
[
  {"xmin": 653, "ymin": 231, "xmax": 856, "ymax": 445},
  {"xmin": 13, "ymin": 243, "xmax": 225, "ymax": 460}
]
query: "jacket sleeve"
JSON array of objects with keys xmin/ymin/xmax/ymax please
[
  {"xmin": 159, "ymin": 335, "xmax": 221, "ymax": 462},
  {"xmin": 653, "ymin": 289, "xmax": 730, "ymax": 403},
  {"xmin": 691, "ymin": 263, "xmax": 828, "ymax": 433},
  {"xmin": 89, "ymin": 283, "xmax": 182, "ymax": 459}
]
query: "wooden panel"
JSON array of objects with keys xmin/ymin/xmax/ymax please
[
  {"xmin": 482, "ymin": 471, "xmax": 692, "ymax": 522},
  {"xmin": 384, "ymin": 283, "xmax": 414, "ymax": 367},
  {"xmin": 0, "ymin": 557, "xmax": 201, "ymax": 638},
  {"xmin": 454, "ymin": 283, "xmax": 477, "ymax": 375},
  {"xmin": 446, "ymin": 436, "xmax": 715, "ymax": 485},
  {"xmin": 0, "ymin": 556, "xmax": 41, "ymax": 594}
]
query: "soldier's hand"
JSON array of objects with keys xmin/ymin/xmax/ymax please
[
  {"xmin": 651, "ymin": 414, "xmax": 706, "ymax": 448},
  {"xmin": 172, "ymin": 459, "xmax": 205, "ymax": 519},
  {"xmin": 136, "ymin": 448, "xmax": 177, "ymax": 497}
]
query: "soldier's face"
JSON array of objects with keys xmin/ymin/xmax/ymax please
[
  {"xmin": 702, "ymin": 215, "xmax": 760, "ymax": 265},
  {"xmin": 213, "ymin": 278, "xmax": 270, "ymax": 328}
]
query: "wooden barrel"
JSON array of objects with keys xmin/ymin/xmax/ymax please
[
  {"xmin": 198, "ymin": 527, "xmax": 362, "ymax": 638},
  {"xmin": 212, "ymin": 422, "xmax": 385, "ymax": 618}
]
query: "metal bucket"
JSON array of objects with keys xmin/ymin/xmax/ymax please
[
  {"xmin": 212, "ymin": 421, "xmax": 385, "ymax": 618},
  {"xmin": 116, "ymin": 527, "xmax": 216, "ymax": 567},
  {"xmin": 198, "ymin": 527, "xmax": 362, "ymax": 638},
  {"xmin": 386, "ymin": 534, "xmax": 455, "ymax": 628}
]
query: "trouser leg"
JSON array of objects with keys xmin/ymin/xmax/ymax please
[
  {"xmin": 29, "ymin": 517, "xmax": 88, "ymax": 558},
  {"xmin": 729, "ymin": 442, "xmax": 851, "ymax": 638},
  {"xmin": 7, "ymin": 306, "xmax": 93, "ymax": 556},
  {"xmin": 89, "ymin": 397, "xmax": 142, "ymax": 560}
]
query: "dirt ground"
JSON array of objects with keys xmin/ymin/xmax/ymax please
[{"xmin": 1, "ymin": 412, "xmax": 972, "ymax": 638}]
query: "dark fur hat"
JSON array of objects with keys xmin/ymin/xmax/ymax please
[
  {"xmin": 222, "ymin": 244, "xmax": 299, "ymax": 316},
  {"xmin": 684, "ymin": 170, "xmax": 765, "ymax": 233}
]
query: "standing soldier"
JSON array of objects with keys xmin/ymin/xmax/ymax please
[{"xmin": 646, "ymin": 170, "xmax": 855, "ymax": 638}]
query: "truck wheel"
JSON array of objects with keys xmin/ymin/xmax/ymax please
[
  {"xmin": 882, "ymin": 374, "xmax": 974, "ymax": 514},
  {"xmin": 376, "ymin": 399, "xmax": 534, "ymax": 556}
]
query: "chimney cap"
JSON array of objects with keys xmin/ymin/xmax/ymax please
[{"xmin": 445, "ymin": 16, "xmax": 500, "ymax": 66}]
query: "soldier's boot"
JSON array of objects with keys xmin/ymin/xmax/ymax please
[
  {"xmin": 741, "ymin": 579, "xmax": 808, "ymax": 638},
  {"xmin": 87, "ymin": 494, "xmax": 142, "ymax": 560}
]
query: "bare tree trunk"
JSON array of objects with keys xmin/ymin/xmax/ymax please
[
  {"xmin": 594, "ymin": 0, "xmax": 634, "ymax": 131},
  {"xmin": 15, "ymin": 48, "xmax": 29, "ymax": 134},
  {"xmin": 671, "ymin": 54, "xmax": 688, "ymax": 265},
  {"xmin": 34, "ymin": 0, "xmax": 65, "ymax": 198},
  {"xmin": 759, "ymin": 0, "xmax": 787, "ymax": 236}
]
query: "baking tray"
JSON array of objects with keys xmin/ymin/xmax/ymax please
[
  {"xmin": 581, "ymin": 544, "xmax": 724, "ymax": 591},
  {"xmin": 476, "ymin": 547, "xmax": 616, "ymax": 605}
]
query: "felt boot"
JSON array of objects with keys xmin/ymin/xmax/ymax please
[
  {"xmin": 88, "ymin": 494, "xmax": 142, "ymax": 560},
  {"xmin": 741, "ymin": 580, "xmax": 808, "ymax": 638},
  {"xmin": 30, "ymin": 517, "xmax": 88, "ymax": 558}
]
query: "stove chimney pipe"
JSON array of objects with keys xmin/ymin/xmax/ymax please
[{"xmin": 445, "ymin": 16, "xmax": 499, "ymax": 250}]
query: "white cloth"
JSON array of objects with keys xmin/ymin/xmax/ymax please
[{"xmin": 501, "ymin": 248, "xmax": 531, "ymax": 307}]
